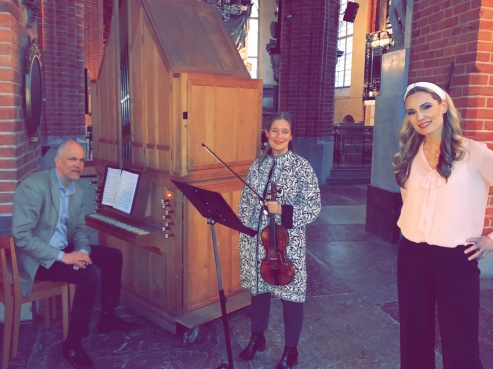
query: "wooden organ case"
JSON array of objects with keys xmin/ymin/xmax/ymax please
[{"xmin": 88, "ymin": 0, "xmax": 262, "ymax": 333}]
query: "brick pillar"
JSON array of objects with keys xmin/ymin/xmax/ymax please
[
  {"xmin": 0, "ymin": 0, "xmax": 41, "ymax": 215},
  {"xmin": 39, "ymin": 0, "xmax": 85, "ymax": 144},
  {"xmin": 277, "ymin": 0, "xmax": 339, "ymax": 183}
]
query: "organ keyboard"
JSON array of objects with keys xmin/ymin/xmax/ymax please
[{"xmin": 85, "ymin": 210, "xmax": 163, "ymax": 246}]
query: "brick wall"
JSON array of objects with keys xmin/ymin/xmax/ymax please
[
  {"xmin": 334, "ymin": 97, "xmax": 365, "ymax": 123},
  {"xmin": 39, "ymin": 0, "xmax": 86, "ymax": 140},
  {"xmin": 0, "ymin": 0, "xmax": 104, "ymax": 215},
  {"xmin": 367, "ymin": 0, "xmax": 377, "ymax": 33},
  {"xmin": 278, "ymin": 0, "xmax": 339, "ymax": 138},
  {"xmin": 408, "ymin": 0, "xmax": 493, "ymax": 233},
  {"xmin": 0, "ymin": 0, "xmax": 40, "ymax": 215}
]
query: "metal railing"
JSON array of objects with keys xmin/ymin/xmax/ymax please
[{"xmin": 333, "ymin": 124, "xmax": 374, "ymax": 167}]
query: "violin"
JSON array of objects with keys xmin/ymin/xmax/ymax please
[{"xmin": 260, "ymin": 181, "xmax": 296, "ymax": 286}]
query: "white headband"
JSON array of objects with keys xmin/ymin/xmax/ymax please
[{"xmin": 404, "ymin": 82, "xmax": 446, "ymax": 101}]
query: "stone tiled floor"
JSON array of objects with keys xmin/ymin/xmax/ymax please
[{"xmin": 2, "ymin": 184, "xmax": 493, "ymax": 369}]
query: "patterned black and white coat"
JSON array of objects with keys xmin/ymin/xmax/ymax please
[{"xmin": 238, "ymin": 150, "xmax": 321, "ymax": 302}]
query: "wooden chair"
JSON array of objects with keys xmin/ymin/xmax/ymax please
[
  {"xmin": 45, "ymin": 283, "xmax": 75, "ymax": 322},
  {"xmin": 0, "ymin": 237, "xmax": 14, "ymax": 369},
  {"xmin": 0, "ymin": 235, "xmax": 69, "ymax": 364}
]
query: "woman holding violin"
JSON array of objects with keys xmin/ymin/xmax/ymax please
[{"xmin": 238, "ymin": 111, "xmax": 321, "ymax": 369}]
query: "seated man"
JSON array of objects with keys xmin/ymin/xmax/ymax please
[{"xmin": 12, "ymin": 140, "xmax": 135, "ymax": 369}]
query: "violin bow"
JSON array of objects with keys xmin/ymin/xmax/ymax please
[{"xmin": 201, "ymin": 143, "xmax": 265, "ymax": 203}]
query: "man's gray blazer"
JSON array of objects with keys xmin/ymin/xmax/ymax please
[{"xmin": 12, "ymin": 168, "xmax": 91, "ymax": 296}]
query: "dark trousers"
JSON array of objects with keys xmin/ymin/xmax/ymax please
[
  {"xmin": 250, "ymin": 292, "xmax": 304, "ymax": 348},
  {"xmin": 398, "ymin": 237, "xmax": 483, "ymax": 369},
  {"xmin": 36, "ymin": 244, "xmax": 123, "ymax": 340}
]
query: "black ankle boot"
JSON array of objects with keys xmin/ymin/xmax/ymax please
[
  {"xmin": 276, "ymin": 347, "xmax": 298, "ymax": 369},
  {"xmin": 239, "ymin": 332, "xmax": 266, "ymax": 361}
]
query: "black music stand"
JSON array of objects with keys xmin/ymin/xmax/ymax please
[{"xmin": 171, "ymin": 180, "xmax": 256, "ymax": 369}]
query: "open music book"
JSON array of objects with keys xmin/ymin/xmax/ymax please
[{"xmin": 101, "ymin": 167, "xmax": 140, "ymax": 214}]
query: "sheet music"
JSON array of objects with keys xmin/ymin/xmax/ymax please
[
  {"xmin": 113, "ymin": 170, "xmax": 139, "ymax": 214},
  {"xmin": 101, "ymin": 167, "xmax": 122, "ymax": 207},
  {"xmin": 101, "ymin": 167, "xmax": 140, "ymax": 214}
]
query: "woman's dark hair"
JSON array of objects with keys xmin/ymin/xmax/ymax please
[{"xmin": 260, "ymin": 111, "xmax": 295, "ymax": 164}]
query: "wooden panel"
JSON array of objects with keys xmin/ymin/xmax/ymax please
[
  {"xmin": 128, "ymin": 2, "xmax": 173, "ymax": 171},
  {"xmin": 117, "ymin": 236, "xmax": 176, "ymax": 333},
  {"xmin": 186, "ymin": 74, "xmax": 262, "ymax": 173},
  {"xmin": 153, "ymin": 66, "xmax": 173, "ymax": 171},
  {"xmin": 173, "ymin": 75, "xmax": 188, "ymax": 177},
  {"xmin": 131, "ymin": 12, "xmax": 150, "ymax": 167},
  {"xmin": 230, "ymin": 189, "xmax": 243, "ymax": 287},
  {"xmin": 99, "ymin": 229, "xmax": 181, "ymax": 316},
  {"xmin": 141, "ymin": 0, "xmax": 249, "ymax": 77},
  {"xmin": 128, "ymin": 0, "xmax": 145, "ymax": 167},
  {"xmin": 182, "ymin": 186, "xmax": 245, "ymax": 313},
  {"xmin": 235, "ymin": 88, "xmax": 263, "ymax": 162},
  {"xmin": 92, "ymin": 0, "xmax": 122, "ymax": 165},
  {"xmin": 143, "ymin": 16, "xmax": 172, "ymax": 171},
  {"xmin": 91, "ymin": 84, "xmax": 102, "ymax": 159},
  {"xmin": 183, "ymin": 200, "xmax": 210, "ymax": 311},
  {"xmin": 187, "ymin": 84, "xmax": 214, "ymax": 166},
  {"xmin": 154, "ymin": 181, "xmax": 183, "ymax": 316}
]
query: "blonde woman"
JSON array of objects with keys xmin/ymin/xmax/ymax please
[{"xmin": 393, "ymin": 82, "xmax": 493, "ymax": 369}]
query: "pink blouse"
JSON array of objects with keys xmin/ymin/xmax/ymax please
[{"xmin": 398, "ymin": 138, "xmax": 493, "ymax": 247}]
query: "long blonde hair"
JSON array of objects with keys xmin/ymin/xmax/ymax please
[{"xmin": 392, "ymin": 86, "xmax": 465, "ymax": 187}]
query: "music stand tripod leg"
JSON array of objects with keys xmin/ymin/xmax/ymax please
[
  {"xmin": 209, "ymin": 219, "xmax": 234, "ymax": 369},
  {"xmin": 171, "ymin": 180, "xmax": 257, "ymax": 368}
]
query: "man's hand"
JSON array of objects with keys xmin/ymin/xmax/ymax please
[{"xmin": 61, "ymin": 251, "xmax": 92, "ymax": 270}]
